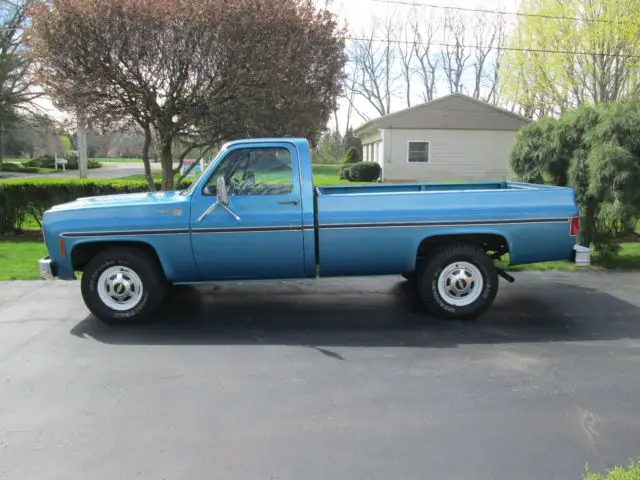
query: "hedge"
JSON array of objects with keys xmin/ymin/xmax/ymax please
[
  {"xmin": 340, "ymin": 161, "xmax": 381, "ymax": 182},
  {"xmin": 0, "ymin": 163, "xmax": 39, "ymax": 174},
  {"xmin": 0, "ymin": 178, "xmax": 193, "ymax": 235}
]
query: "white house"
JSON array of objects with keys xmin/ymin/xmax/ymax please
[{"xmin": 354, "ymin": 93, "xmax": 531, "ymax": 182}]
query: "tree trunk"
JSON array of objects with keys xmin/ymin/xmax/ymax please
[
  {"xmin": 160, "ymin": 140, "xmax": 174, "ymax": 191},
  {"xmin": 580, "ymin": 198, "xmax": 598, "ymax": 248},
  {"xmin": 141, "ymin": 127, "xmax": 155, "ymax": 192}
]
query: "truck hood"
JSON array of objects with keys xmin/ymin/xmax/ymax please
[{"xmin": 47, "ymin": 191, "xmax": 186, "ymax": 212}]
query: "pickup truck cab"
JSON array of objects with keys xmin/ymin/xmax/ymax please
[{"xmin": 39, "ymin": 138, "xmax": 582, "ymax": 325}]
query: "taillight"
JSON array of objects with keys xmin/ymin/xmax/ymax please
[{"xmin": 569, "ymin": 216, "xmax": 580, "ymax": 237}]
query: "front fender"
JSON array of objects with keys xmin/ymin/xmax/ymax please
[{"xmin": 65, "ymin": 234, "xmax": 197, "ymax": 282}]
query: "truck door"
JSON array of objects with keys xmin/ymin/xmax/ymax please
[{"xmin": 189, "ymin": 142, "xmax": 305, "ymax": 281}]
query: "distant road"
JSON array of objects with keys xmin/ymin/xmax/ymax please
[{"xmin": 1, "ymin": 161, "xmax": 171, "ymax": 180}]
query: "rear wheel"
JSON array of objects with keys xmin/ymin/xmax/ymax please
[
  {"xmin": 417, "ymin": 243, "xmax": 498, "ymax": 320},
  {"xmin": 81, "ymin": 247, "xmax": 166, "ymax": 325}
]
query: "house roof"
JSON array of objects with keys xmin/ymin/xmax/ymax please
[{"xmin": 354, "ymin": 93, "xmax": 531, "ymax": 137}]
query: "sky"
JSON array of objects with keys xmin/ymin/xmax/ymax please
[{"xmin": 36, "ymin": 0, "xmax": 522, "ymax": 135}]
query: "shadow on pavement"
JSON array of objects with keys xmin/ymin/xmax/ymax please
[{"xmin": 70, "ymin": 277, "xmax": 640, "ymax": 348}]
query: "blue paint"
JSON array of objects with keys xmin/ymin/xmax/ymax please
[{"xmin": 40, "ymin": 137, "xmax": 580, "ymax": 284}]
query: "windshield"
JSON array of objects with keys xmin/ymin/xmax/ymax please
[{"xmin": 180, "ymin": 151, "xmax": 224, "ymax": 196}]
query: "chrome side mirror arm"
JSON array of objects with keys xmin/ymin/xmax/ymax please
[
  {"xmin": 197, "ymin": 201, "xmax": 241, "ymax": 222},
  {"xmin": 196, "ymin": 176, "xmax": 241, "ymax": 222}
]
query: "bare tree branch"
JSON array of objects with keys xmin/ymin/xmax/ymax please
[
  {"xmin": 347, "ymin": 13, "xmax": 400, "ymax": 117},
  {"xmin": 410, "ymin": 8, "xmax": 440, "ymax": 102},
  {"xmin": 441, "ymin": 10, "xmax": 472, "ymax": 95}
]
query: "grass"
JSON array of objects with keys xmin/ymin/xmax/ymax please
[
  {"xmin": 0, "ymin": 161, "xmax": 57, "ymax": 175},
  {"xmin": 0, "ymin": 234, "xmax": 48, "ymax": 281},
  {"xmin": 119, "ymin": 164, "xmax": 355, "ymax": 186},
  {"xmin": 501, "ymin": 242, "xmax": 640, "ymax": 272},
  {"xmin": 2, "ymin": 156, "xmax": 31, "ymax": 163},
  {"xmin": 92, "ymin": 157, "xmax": 144, "ymax": 163},
  {"xmin": 584, "ymin": 459, "xmax": 640, "ymax": 479}
]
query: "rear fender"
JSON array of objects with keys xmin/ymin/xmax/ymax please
[{"xmin": 415, "ymin": 228, "xmax": 512, "ymax": 263}]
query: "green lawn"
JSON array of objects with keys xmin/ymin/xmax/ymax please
[
  {"xmin": 0, "ymin": 160, "xmax": 58, "ymax": 175},
  {"xmin": 0, "ymin": 235, "xmax": 48, "ymax": 280},
  {"xmin": 502, "ymin": 242, "xmax": 640, "ymax": 272},
  {"xmin": 119, "ymin": 164, "xmax": 351, "ymax": 186},
  {"xmin": 93, "ymin": 157, "xmax": 143, "ymax": 163},
  {"xmin": 2, "ymin": 156, "xmax": 31, "ymax": 163}
]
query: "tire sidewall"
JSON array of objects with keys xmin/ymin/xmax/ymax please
[{"xmin": 421, "ymin": 248, "xmax": 498, "ymax": 319}]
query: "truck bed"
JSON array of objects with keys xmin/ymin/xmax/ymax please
[
  {"xmin": 316, "ymin": 181, "xmax": 552, "ymax": 196},
  {"xmin": 313, "ymin": 180, "xmax": 578, "ymax": 276}
]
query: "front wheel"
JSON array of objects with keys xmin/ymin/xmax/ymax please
[
  {"xmin": 81, "ymin": 247, "xmax": 167, "ymax": 325},
  {"xmin": 417, "ymin": 243, "xmax": 498, "ymax": 320}
]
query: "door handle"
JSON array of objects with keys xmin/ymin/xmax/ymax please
[{"xmin": 278, "ymin": 199, "xmax": 300, "ymax": 205}]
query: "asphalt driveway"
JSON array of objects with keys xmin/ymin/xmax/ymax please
[{"xmin": 1, "ymin": 271, "xmax": 640, "ymax": 479}]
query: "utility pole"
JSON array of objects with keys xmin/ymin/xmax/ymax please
[{"xmin": 77, "ymin": 108, "xmax": 88, "ymax": 179}]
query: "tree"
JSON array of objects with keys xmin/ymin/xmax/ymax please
[
  {"xmin": 394, "ymin": 18, "xmax": 415, "ymax": 108},
  {"xmin": 441, "ymin": 10, "xmax": 471, "ymax": 95},
  {"xmin": 347, "ymin": 13, "xmax": 399, "ymax": 118},
  {"xmin": 0, "ymin": 0, "xmax": 43, "ymax": 163},
  {"xmin": 409, "ymin": 8, "xmax": 440, "ymax": 102},
  {"xmin": 343, "ymin": 146, "xmax": 361, "ymax": 164},
  {"xmin": 313, "ymin": 129, "xmax": 342, "ymax": 164},
  {"xmin": 509, "ymin": 99, "xmax": 640, "ymax": 250},
  {"xmin": 500, "ymin": 0, "xmax": 640, "ymax": 118},
  {"xmin": 343, "ymin": 127, "xmax": 362, "ymax": 158},
  {"xmin": 471, "ymin": 12, "xmax": 506, "ymax": 104},
  {"xmin": 28, "ymin": 0, "xmax": 346, "ymax": 190}
]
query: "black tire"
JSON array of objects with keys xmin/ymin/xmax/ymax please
[
  {"xmin": 402, "ymin": 259, "xmax": 425, "ymax": 284},
  {"xmin": 417, "ymin": 243, "xmax": 498, "ymax": 320},
  {"xmin": 402, "ymin": 271, "xmax": 417, "ymax": 283},
  {"xmin": 81, "ymin": 247, "xmax": 167, "ymax": 325}
]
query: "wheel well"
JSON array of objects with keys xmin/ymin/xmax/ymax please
[
  {"xmin": 416, "ymin": 234, "xmax": 510, "ymax": 264},
  {"xmin": 70, "ymin": 241, "xmax": 163, "ymax": 272}
]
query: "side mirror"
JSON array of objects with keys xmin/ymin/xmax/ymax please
[
  {"xmin": 216, "ymin": 176, "xmax": 229, "ymax": 206},
  {"xmin": 196, "ymin": 175, "xmax": 240, "ymax": 222}
]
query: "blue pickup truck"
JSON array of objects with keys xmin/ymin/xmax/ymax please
[{"xmin": 38, "ymin": 138, "xmax": 582, "ymax": 325}]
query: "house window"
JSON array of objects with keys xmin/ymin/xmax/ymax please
[{"xmin": 408, "ymin": 141, "xmax": 429, "ymax": 163}]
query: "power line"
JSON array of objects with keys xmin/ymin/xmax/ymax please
[
  {"xmin": 0, "ymin": 0, "xmax": 22, "ymax": 8},
  {"xmin": 343, "ymin": 35, "xmax": 640, "ymax": 59},
  {"xmin": 371, "ymin": 0, "xmax": 625, "ymax": 25}
]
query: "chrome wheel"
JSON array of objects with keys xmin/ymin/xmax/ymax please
[
  {"xmin": 436, "ymin": 261, "xmax": 483, "ymax": 307},
  {"xmin": 97, "ymin": 265, "xmax": 144, "ymax": 311}
]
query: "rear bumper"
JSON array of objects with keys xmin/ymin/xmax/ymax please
[{"xmin": 38, "ymin": 256, "xmax": 55, "ymax": 280}]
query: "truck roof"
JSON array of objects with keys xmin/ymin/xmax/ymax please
[{"xmin": 222, "ymin": 137, "xmax": 309, "ymax": 149}]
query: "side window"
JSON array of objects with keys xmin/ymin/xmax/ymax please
[{"xmin": 204, "ymin": 147, "xmax": 294, "ymax": 196}]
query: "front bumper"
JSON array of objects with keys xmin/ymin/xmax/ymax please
[{"xmin": 38, "ymin": 256, "xmax": 55, "ymax": 280}]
